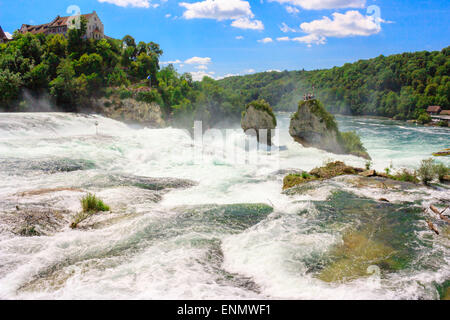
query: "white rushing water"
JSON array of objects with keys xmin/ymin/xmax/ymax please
[{"xmin": 0, "ymin": 112, "xmax": 449, "ymax": 300}]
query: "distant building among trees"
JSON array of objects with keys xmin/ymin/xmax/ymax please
[
  {"xmin": 427, "ymin": 106, "xmax": 442, "ymax": 115},
  {"xmin": 19, "ymin": 11, "xmax": 104, "ymax": 39}
]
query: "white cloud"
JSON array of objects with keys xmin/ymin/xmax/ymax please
[
  {"xmin": 98, "ymin": 0, "xmax": 153, "ymax": 8},
  {"xmin": 184, "ymin": 56, "xmax": 212, "ymax": 65},
  {"xmin": 292, "ymin": 34, "xmax": 327, "ymax": 46},
  {"xmin": 244, "ymin": 68, "xmax": 256, "ymax": 73},
  {"xmin": 278, "ymin": 10, "xmax": 381, "ymax": 46},
  {"xmin": 231, "ymin": 18, "xmax": 264, "ymax": 30},
  {"xmin": 216, "ymin": 73, "xmax": 240, "ymax": 80},
  {"xmin": 161, "ymin": 57, "xmax": 213, "ymax": 67},
  {"xmin": 179, "ymin": 0, "xmax": 264, "ymax": 30},
  {"xmin": 257, "ymin": 37, "xmax": 273, "ymax": 43},
  {"xmin": 180, "ymin": 0, "xmax": 252, "ymax": 20},
  {"xmin": 268, "ymin": 0, "xmax": 366, "ymax": 10},
  {"xmin": 285, "ymin": 6, "xmax": 299, "ymax": 14},
  {"xmin": 190, "ymin": 71, "xmax": 216, "ymax": 81},
  {"xmin": 160, "ymin": 59, "xmax": 182, "ymax": 65},
  {"xmin": 165, "ymin": 13, "xmax": 172, "ymax": 18},
  {"xmin": 300, "ymin": 10, "xmax": 381, "ymax": 38},
  {"xmin": 235, "ymin": 35, "xmax": 244, "ymax": 40},
  {"xmin": 280, "ymin": 22, "xmax": 297, "ymax": 33}
]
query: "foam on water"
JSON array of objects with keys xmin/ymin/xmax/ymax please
[{"xmin": 0, "ymin": 112, "xmax": 448, "ymax": 300}]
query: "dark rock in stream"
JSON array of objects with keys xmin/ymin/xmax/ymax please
[
  {"xmin": 172, "ymin": 203, "xmax": 274, "ymax": 231},
  {"xmin": 83, "ymin": 174, "xmax": 197, "ymax": 191},
  {"xmin": 0, "ymin": 158, "xmax": 96, "ymax": 174},
  {"xmin": 241, "ymin": 100, "xmax": 277, "ymax": 145}
]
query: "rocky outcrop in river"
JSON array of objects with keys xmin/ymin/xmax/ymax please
[
  {"xmin": 92, "ymin": 97, "xmax": 165, "ymax": 128},
  {"xmin": 241, "ymin": 99, "xmax": 277, "ymax": 146},
  {"xmin": 289, "ymin": 99, "xmax": 371, "ymax": 159}
]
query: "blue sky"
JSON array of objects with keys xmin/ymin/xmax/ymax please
[{"xmin": 0, "ymin": 0, "xmax": 449, "ymax": 80}]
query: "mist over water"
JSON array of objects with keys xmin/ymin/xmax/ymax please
[{"xmin": 0, "ymin": 112, "xmax": 449, "ymax": 300}]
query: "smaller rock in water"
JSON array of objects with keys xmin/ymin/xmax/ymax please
[{"xmin": 241, "ymin": 99, "xmax": 277, "ymax": 146}]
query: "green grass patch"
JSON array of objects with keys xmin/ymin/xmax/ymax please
[
  {"xmin": 389, "ymin": 169, "xmax": 420, "ymax": 184},
  {"xmin": 81, "ymin": 193, "xmax": 110, "ymax": 213},
  {"xmin": 71, "ymin": 193, "xmax": 110, "ymax": 229},
  {"xmin": 283, "ymin": 172, "xmax": 317, "ymax": 190},
  {"xmin": 338, "ymin": 131, "xmax": 370, "ymax": 159}
]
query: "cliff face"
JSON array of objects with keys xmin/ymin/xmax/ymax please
[
  {"xmin": 290, "ymin": 99, "xmax": 371, "ymax": 160},
  {"xmin": 241, "ymin": 100, "xmax": 277, "ymax": 145},
  {"xmin": 92, "ymin": 97, "xmax": 165, "ymax": 128},
  {"xmin": 290, "ymin": 99, "xmax": 342, "ymax": 153}
]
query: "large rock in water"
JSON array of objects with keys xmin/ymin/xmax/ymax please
[
  {"xmin": 241, "ymin": 99, "xmax": 277, "ymax": 145},
  {"xmin": 92, "ymin": 97, "xmax": 165, "ymax": 128},
  {"xmin": 289, "ymin": 99, "xmax": 371, "ymax": 159}
]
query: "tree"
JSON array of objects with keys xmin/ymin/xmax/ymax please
[
  {"xmin": 0, "ymin": 69, "xmax": 23, "ymax": 106},
  {"xmin": 47, "ymin": 34, "xmax": 67, "ymax": 58},
  {"xmin": 74, "ymin": 53, "xmax": 103, "ymax": 76}
]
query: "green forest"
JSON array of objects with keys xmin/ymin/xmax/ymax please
[
  {"xmin": 219, "ymin": 46, "xmax": 450, "ymax": 121},
  {"xmin": 1, "ymin": 17, "xmax": 449, "ymax": 126}
]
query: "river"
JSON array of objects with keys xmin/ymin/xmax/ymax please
[{"xmin": 0, "ymin": 112, "xmax": 448, "ymax": 300}]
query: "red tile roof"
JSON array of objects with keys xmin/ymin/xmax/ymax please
[
  {"xmin": 427, "ymin": 106, "xmax": 442, "ymax": 113},
  {"xmin": 440, "ymin": 110, "xmax": 450, "ymax": 116},
  {"xmin": 20, "ymin": 13, "xmax": 96, "ymax": 35}
]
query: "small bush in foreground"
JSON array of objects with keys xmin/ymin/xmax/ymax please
[
  {"xmin": 81, "ymin": 193, "xmax": 110, "ymax": 213},
  {"xmin": 71, "ymin": 194, "xmax": 110, "ymax": 229},
  {"xmin": 390, "ymin": 169, "xmax": 419, "ymax": 184},
  {"xmin": 433, "ymin": 163, "xmax": 449, "ymax": 182},
  {"xmin": 418, "ymin": 158, "xmax": 435, "ymax": 185}
]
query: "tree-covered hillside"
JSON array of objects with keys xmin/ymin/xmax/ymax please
[
  {"xmin": 218, "ymin": 47, "xmax": 450, "ymax": 120},
  {"xmin": 0, "ymin": 18, "xmax": 243, "ymax": 127},
  {"xmin": 1, "ymin": 19, "xmax": 448, "ymax": 126}
]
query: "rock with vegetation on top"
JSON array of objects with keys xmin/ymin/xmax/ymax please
[
  {"xmin": 283, "ymin": 161, "xmax": 364, "ymax": 190},
  {"xmin": 241, "ymin": 99, "xmax": 277, "ymax": 145},
  {"xmin": 92, "ymin": 97, "xmax": 165, "ymax": 128},
  {"xmin": 289, "ymin": 99, "xmax": 371, "ymax": 159},
  {"xmin": 282, "ymin": 161, "xmax": 421, "ymax": 191}
]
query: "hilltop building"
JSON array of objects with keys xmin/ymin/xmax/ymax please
[
  {"xmin": 0, "ymin": 26, "xmax": 12, "ymax": 43},
  {"xmin": 19, "ymin": 11, "xmax": 104, "ymax": 40}
]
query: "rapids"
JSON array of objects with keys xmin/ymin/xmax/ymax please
[{"xmin": 0, "ymin": 112, "xmax": 449, "ymax": 300}]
